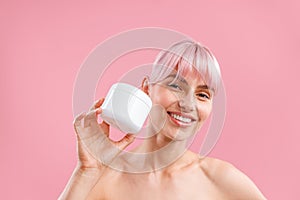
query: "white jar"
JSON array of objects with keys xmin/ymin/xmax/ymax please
[{"xmin": 100, "ymin": 83, "xmax": 152, "ymax": 133}]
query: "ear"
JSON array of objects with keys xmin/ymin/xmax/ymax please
[{"xmin": 141, "ymin": 77, "xmax": 150, "ymax": 95}]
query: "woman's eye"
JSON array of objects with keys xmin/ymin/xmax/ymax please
[
  {"xmin": 197, "ymin": 92, "xmax": 210, "ymax": 100},
  {"xmin": 168, "ymin": 83, "xmax": 182, "ymax": 90}
]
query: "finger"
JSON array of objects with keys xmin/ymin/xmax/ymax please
[
  {"xmin": 95, "ymin": 107, "xmax": 102, "ymax": 115},
  {"xmin": 83, "ymin": 109, "xmax": 98, "ymax": 127},
  {"xmin": 73, "ymin": 112, "xmax": 86, "ymax": 127},
  {"xmin": 99, "ymin": 120, "xmax": 110, "ymax": 137},
  {"xmin": 115, "ymin": 134, "xmax": 135, "ymax": 150},
  {"xmin": 73, "ymin": 112, "xmax": 87, "ymax": 138},
  {"xmin": 89, "ymin": 98, "xmax": 105, "ymax": 111}
]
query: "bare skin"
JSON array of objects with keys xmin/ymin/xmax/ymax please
[
  {"xmin": 59, "ymin": 68, "xmax": 267, "ymax": 200},
  {"xmin": 86, "ymin": 152, "xmax": 266, "ymax": 200}
]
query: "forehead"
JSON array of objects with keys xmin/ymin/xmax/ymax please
[{"xmin": 168, "ymin": 67, "xmax": 208, "ymax": 88}]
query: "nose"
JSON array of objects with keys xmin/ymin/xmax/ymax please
[{"xmin": 178, "ymin": 92, "xmax": 195, "ymax": 112}]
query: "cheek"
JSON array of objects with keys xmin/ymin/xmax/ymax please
[
  {"xmin": 197, "ymin": 103, "xmax": 212, "ymax": 121},
  {"xmin": 150, "ymin": 87, "xmax": 178, "ymax": 107}
]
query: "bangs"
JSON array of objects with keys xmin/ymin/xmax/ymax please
[{"xmin": 149, "ymin": 40, "xmax": 221, "ymax": 93}]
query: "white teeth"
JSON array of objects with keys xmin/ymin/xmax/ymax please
[{"xmin": 170, "ymin": 113, "xmax": 192, "ymax": 123}]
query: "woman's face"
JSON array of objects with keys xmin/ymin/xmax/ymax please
[{"xmin": 146, "ymin": 67, "xmax": 213, "ymax": 141}]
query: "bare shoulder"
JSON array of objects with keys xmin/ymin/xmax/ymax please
[{"xmin": 197, "ymin": 156, "xmax": 267, "ymax": 200}]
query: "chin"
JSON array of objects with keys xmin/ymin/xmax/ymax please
[{"xmin": 160, "ymin": 123, "xmax": 199, "ymax": 142}]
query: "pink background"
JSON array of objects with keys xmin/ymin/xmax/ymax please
[{"xmin": 1, "ymin": 0, "xmax": 299, "ymax": 199}]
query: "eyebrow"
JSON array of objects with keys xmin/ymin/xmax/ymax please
[{"xmin": 165, "ymin": 74, "xmax": 211, "ymax": 90}]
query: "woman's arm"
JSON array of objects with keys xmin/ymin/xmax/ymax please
[
  {"xmin": 209, "ymin": 158, "xmax": 267, "ymax": 200},
  {"xmin": 222, "ymin": 162, "xmax": 267, "ymax": 200},
  {"xmin": 58, "ymin": 166, "xmax": 102, "ymax": 200},
  {"xmin": 58, "ymin": 98, "xmax": 134, "ymax": 199}
]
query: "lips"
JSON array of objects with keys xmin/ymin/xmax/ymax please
[{"xmin": 167, "ymin": 111, "xmax": 196, "ymax": 127}]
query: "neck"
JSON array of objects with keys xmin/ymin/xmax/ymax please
[{"xmin": 131, "ymin": 127, "xmax": 190, "ymax": 172}]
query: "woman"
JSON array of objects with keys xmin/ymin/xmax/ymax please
[{"xmin": 59, "ymin": 40, "xmax": 266, "ymax": 199}]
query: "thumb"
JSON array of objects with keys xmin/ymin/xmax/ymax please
[{"xmin": 115, "ymin": 134, "xmax": 135, "ymax": 150}]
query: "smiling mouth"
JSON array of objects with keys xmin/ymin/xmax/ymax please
[{"xmin": 167, "ymin": 111, "xmax": 196, "ymax": 126}]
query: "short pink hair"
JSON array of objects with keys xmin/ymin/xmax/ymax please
[{"xmin": 149, "ymin": 40, "xmax": 221, "ymax": 93}]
